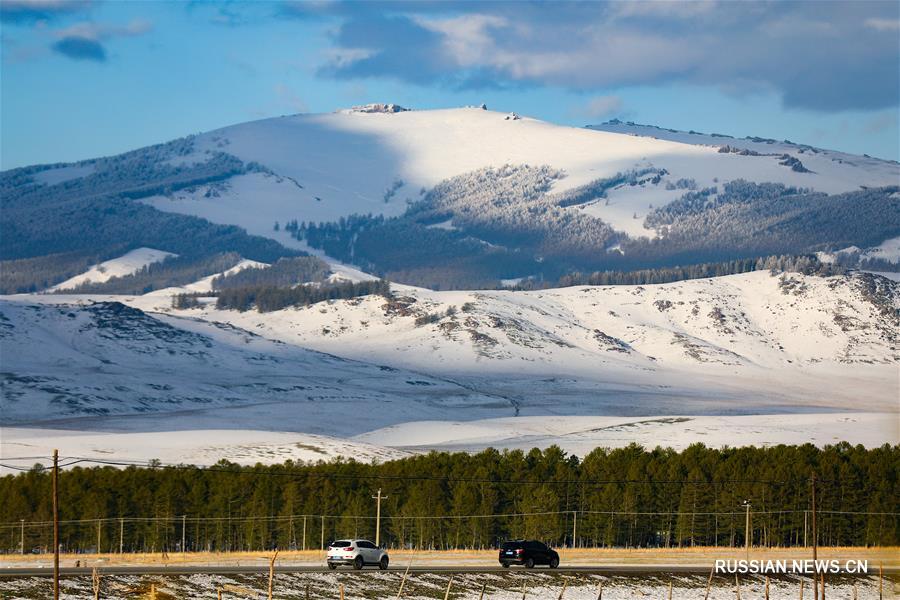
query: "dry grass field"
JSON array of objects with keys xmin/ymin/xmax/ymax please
[{"xmin": 2, "ymin": 546, "xmax": 897, "ymax": 569}]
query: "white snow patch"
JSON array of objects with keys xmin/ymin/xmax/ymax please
[{"xmin": 50, "ymin": 248, "xmax": 176, "ymax": 291}]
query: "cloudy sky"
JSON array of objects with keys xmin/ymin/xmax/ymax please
[{"xmin": 2, "ymin": 0, "xmax": 899, "ymax": 168}]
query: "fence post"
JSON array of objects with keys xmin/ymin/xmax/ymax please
[
  {"xmin": 478, "ymin": 583, "xmax": 486, "ymax": 600},
  {"xmin": 443, "ymin": 576, "xmax": 453, "ymax": 600},
  {"xmin": 703, "ymin": 565, "xmax": 714, "ymax": 600},
  {"xmin": 92, "ymin": 566, "xmax": 100, "ymax": 600},
  {"xmin": 396, "ymin": 563, "xmax": 410, "ymax": 599},
  {"xmin": 557, "ymin": 578, "xmax": 568, "ymax": 600},
  {"xmin": 596, "ymin": 581, "xmax": 602, "ymax": 600},
  {"xmin": 735, "ymin": 574, "xmax": 742, "ymax": 600},
  {"xmin": 267, "ymin": 549, "xmax": 279, "ymax": 600}
]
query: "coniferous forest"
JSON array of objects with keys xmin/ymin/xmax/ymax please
[{"xmin": 1, "ymin": 444, "xmax": 896, "ymax": 554}]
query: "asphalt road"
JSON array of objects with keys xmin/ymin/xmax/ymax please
[{"xmin": 2, "ymin": 565, "xmax": 896, "ymax": 577}]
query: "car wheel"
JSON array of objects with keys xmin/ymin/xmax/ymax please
[
  {"xmin": 525, "ymin": 557, "xmax": 535, "ymax": 569},
  {"xmin": 549, "ymin": 556, "xmax": 559, "ymax": 569},
  {"xmin": 327, "ymin": 563, "xmax": 337, "ymax": 570},
  {"xmin": 500, "ymin": 562, "xmax": 510, "ymax": 568},
  {"xmin": 353, "ymin": 556, "xmax": 364, "ymax": 570},
  {"xmin": 379, "ymin": 556, "xmax": 389, "ymax": 570}
]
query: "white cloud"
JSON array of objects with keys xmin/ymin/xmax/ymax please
[
  {"xmin": 54, "ymin": 18, "xmax": 152, "ymax": 41},
  {"xmin": 865, "ymin": 18, "xmax": 900, "ymax": 32},
  {"xmin": 581, "ymin": 95, "xmax": 624, "ymax": 119}
]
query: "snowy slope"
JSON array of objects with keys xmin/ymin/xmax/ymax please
[
  {"xmin": 0, "ymin": 299, "xmax": 503, "ymax": 432},
  {"xmin": 141, "ymin": 107, "xmax": 900, "ymax": 243},
  {"xmin": 2, "ymin": 270, "xmax": 897, "ymax": 464},
  {"xmin": 50, "ymin": 248, "xmax": 176, "ymax": 291},
  {"xmin": 130, "ymin": 270, "xmax": 899, "ymax": 414}
]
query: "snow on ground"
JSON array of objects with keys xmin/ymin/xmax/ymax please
[
  {"xmin": 31, "ymin": 163, "xmax": 95, "ymax": 186},
  {"xmin": 356, "ymin": 413, "xmax": 898, "ymax": 454},
  {"xmin": 1, "ymin": 428, "xmax": 409, "ymax": 470},
  {"xmin": 3, "ymin": 270, "xmax": 896, "ymax": 465},
  {"xmin": 139, "ymin": 108, "xmax": 899, "ymax": 247},
  {"xmin": 861, "ymin": 235, "xmax": 900, "ymax": 263},
  {"xmin": 0, "ymin": 571, "xmax": 891, "ymax": 600},
  {"xmin": 49, "ymin": 248, "xmax": 176, "ymax": 291},
  {"xmin": 131, "ymin": 270, "xmax": 898, "ymax": 414}
]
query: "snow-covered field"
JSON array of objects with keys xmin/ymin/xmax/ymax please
[{"xmin": 0, "ymin": 571, "xmax": 891, "ymax": 600}]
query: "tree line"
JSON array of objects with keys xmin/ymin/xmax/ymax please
[
  {"xmin": 213, "ymin": 279, "xmax": 390, "ymax": 313},
  {"xmin": 1, "ymin": 443, "xmax": 896, "ymax": 553}
]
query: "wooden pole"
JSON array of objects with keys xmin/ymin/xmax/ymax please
[
  {"xmin": 703, "ymin": 565, "xmax": 714, "ymax": 600},
  {"xmin": 321, "ymin": 516, "xmax": 325, "ymax": 551},
  {"xmin": 735, "ymin": 574, "xmax": 742, "ymax": 600},
  {"xmin": 820, "ymin": 572, "xmax": 825, "ymax": 600},
  {"xmin": 396, "ymin": 563, "xmax": 410, "ymax": 599},
  {"xmin": 97, "ymin": 518, "xmax": 102, "ymax": 555},
  {"xmin": 667, "ymin": 580, "xmax": 673, "ymax": 600},
  {"xmin": 879, "ymin": 563, "xmax": 884, "ymax": 600},
  {"xmin": 303, "ymin": 516, "xmax": 307, "ymax": 551},
  {"xmin": 52, "ymin": 449, "xmax": 59, "ymax": 600},
  {"xmin": 597, "ymin": 581, "xmax": 602, "ymax": 600},
  {"xmin": 340, "ymin": 583, "xmax": 344, "ymax": 600},
  {"xmin": 477, "ymin": 583, "xmax": 486, "ymax": 600},
  {"xmin": 92, "ymin": 566, "xmax": 100, "ymax": 600},
  {"xmin": 765, "ymin": 575, "xmax": 770, "ymax": 600},
  {"xmin": 443, "ymin": 575, "xmax": 453, "ymax": 600},
  {"xmin": 811, "ymin": 473, "xmax": 817, "ymax": 600},
  {"xmin": 799, "ymin": 579, "xmax": 804, "ymax": 600},
  {"xmin": 19, "ymin": 519, "xmax": 24, "ymax": 555},
  {"xmin": 853, "ymin": 582, "xmax": 857, "ymax": 600},
  {"xmin": 119, "ymin": 518, "xmax": 124, "ymax": 554},
  {"xmin": 520, "ymin": 579, "xmax": 527, "ymax": 600},
  {"xmin": 267, "ymin": 549, "xmax": 279, "ymax": 600},
  {"xmin": 217, "ymin": 588, "xmax": 222, "ymax": 600},
  {"xmin": 557, "ymin": 579, "xmax": 568, "ymax": 600},
  {"xmin": 182, "ymin": 515, "xmax": 186, "ymax": 554}
]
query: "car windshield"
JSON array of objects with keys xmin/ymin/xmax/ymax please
[{"xmin": 329, "ymin": 541, "xmax": 351, "ymax": 548}]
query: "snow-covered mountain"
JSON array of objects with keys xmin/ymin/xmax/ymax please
[
  {"xmin": 144, "ymin": 106, "xmax": 898, "ymax": 244},
  {"xmin": 2, "ymin": 106, "xmax": 898, "ymax": 464}
]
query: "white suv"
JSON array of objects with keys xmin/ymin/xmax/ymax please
[{"xmin": 326, "ymin": 539, "xmax": 389, "ymax": 570}]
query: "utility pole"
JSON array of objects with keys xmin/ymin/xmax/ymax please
[
  {"xmin": 119, "ymin": 518, "xmax": 124, "ymax": 554},
  {"xmin": 320, "ymin": 516, "xmax": 325, "ymax": 551},
  {"xmin": 572, "ymin": 511, "xmax": 577, "ymax": 548},
  {"xmin": 96, "ymin": 518, "xmax": 101, "ymax": 554},
  {"xmin": 20, "ymin": 519, "xmax": 24, "ymax": 555},
  {"xmin": 811, "ymin": 474, "xmax": 817, "ymax": 560},
  {"xmin": 52, "ymin": 449, "xmax": 59, "ymax": 600},
  {"xmin": 182, "ymin": 515, "xmax": 187, "ymax": 554},
  {"xmin": 812, "ymin": 473, "xmax": 818, "ymax": 600},
  {"xmin": 742, "ymin": 500, "xmax": 752, "ymax": 559},
  {"xmin": 372, "ymin": 489, "xmax": 388, "ymax": 547},
  {"xmin": 302, "ymin": 515, "xmax": 307, "ymax": 551}
]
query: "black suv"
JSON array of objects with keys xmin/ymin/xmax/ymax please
[{"xmin": 499, "ymin": 540, "xmax": 560, "ymax": 568}]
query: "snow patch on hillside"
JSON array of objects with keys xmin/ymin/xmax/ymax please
[{"xmin": 50, "ymin": 248, "xmax": 176, "ymax": 291}]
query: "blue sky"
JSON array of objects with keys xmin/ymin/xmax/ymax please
[{"xmin": 2, "ymin": 0, "xmax": 899, "ymax": 169}]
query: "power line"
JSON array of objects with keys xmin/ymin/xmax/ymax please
[{"xmin": 3, "ymin": 508, "xmax": 896, "ymax": 530}]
